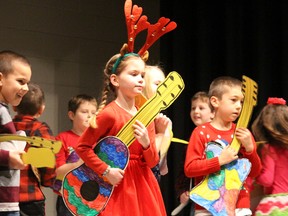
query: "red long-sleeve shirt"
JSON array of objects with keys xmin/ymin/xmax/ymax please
[{"xmin": 184, "ymin": 122, "xmax": 262, "ymax": 210}]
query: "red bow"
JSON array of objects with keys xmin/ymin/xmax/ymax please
[{"xmin": 267, "ymin": 97, "xmax": 286, "ymax": 105}]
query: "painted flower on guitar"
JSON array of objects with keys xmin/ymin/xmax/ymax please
[{"xmin": 267, "ymin": 97, "xmax": 286, "ymax": 105}]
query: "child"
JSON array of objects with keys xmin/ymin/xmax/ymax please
[
  {"xmin": 251, "ymin": 97, "xmax": 288, "ymax": 216},
  {"xmin": 53, "ymin": 94, "xmax": 97, "ymax": 216},
  {"xmin": 0, "ymin": 50, "xmax": 31, "ymax": 215},
  {"xmin": 75, "ymin": 46, "xmax": 167, "ymax": 216},
  {"xmin": 174, "ymin": 91, "xmax": 214, "ymax": 216},
  {"xmin": 184, "ymin": 76, "xmax": 262, "ymax": 216},
  {"xmin": 142, "ymin": 64, "xmax": 172, "ymax": 182},
  {"xmin": 13, "ymin": 82, "xmax": 56, "ymax": 216}
]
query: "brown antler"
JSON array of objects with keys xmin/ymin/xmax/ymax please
[
  {"xmin": 138, "ymin": 17, "xmax": 177, "ymax": 56},
  {"xmin": 124, "ymin": 0, "xmax": 150, "ymax": 52}
]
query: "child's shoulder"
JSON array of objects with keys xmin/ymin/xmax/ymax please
[
  {"xmin": 56, "ymin": 130, "xmax": 77, "ymax": 141},
  {"xmin": 193, "ymin": 122, "xmax": 212, "ymax": 132},
  {"xmin": 99, "ymin": 101, "xmax": 123, "ymax": 117}
]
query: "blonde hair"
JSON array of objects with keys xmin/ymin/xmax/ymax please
[{"xmin": 143, "ymin": 65, "xmax": 165, "ymax": 99}]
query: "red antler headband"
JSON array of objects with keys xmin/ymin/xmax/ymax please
[{"xmin": 112, "ymin": 0, "xmax": 177, "ymax": 74}]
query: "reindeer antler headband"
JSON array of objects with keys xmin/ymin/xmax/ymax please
[{"xmin": 112, "ymin": 0, "xmax": 177, "ymax": 74}]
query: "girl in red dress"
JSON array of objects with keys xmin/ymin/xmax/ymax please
[{"xmin": 75, "ymin": 45, "xmax": 167, "ymax": 216}]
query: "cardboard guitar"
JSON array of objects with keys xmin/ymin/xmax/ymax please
[
  {"xmin": 189, "ymin": 75, "xmax": 258, "ymax": 216},
  {"xmin": 0, "ymin": 133, "xmax": 62, "ymax": 168},
  {"xmin": 62, "ymin": 71, "xmax": 185, "ymax": 216}
]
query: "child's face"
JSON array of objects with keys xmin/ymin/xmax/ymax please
[
  {"xmin": 145, "ymin": 68, "xmax": 165, "ymax": 99},
  {"xmin": 114, "ymin": 58, "xmax": 145, "ymax": 98},
  {"xmin": 70, "ymin": 101, "xmax": 97, "ymax": 133},
  {"xmin": 190, "ymin": 98, "xmax": 214, "ymax": 126},
  {"xmin": 216, "ymin": 86, "xmax": 243, "ymax": 122},
  {"xmin": 0, "ymin": 60, "xmax": 31, "ymax": 106}
]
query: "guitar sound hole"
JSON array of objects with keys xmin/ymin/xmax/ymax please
[{"xmin": 80, "ymin": 180, "xmax": 99, "ymax": 201}]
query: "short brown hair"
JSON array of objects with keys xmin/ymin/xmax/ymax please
[
  {"xmin": 0, "ymin": 50, "xmax": 31, "ymax": 75},
  {"xmin": 68, "ymin": 94, "xmax": 97, "ymax": 113},
  {"xmin": 208, "ymin": 76, "xmax": 242, "ymax": 99},
  {"xmin": 14, "ymin": 82, "xmax": 44, "ymax": 115}
]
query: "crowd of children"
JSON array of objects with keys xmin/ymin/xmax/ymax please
[
  {"xmin": 1, "ymin": 51, "xmax": 287, "ymax": 216},
  {"xmin": 1, "ymin": 1, "xmax": 288, "ymax": 216}
]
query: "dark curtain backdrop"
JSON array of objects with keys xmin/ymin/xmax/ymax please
[{"xmin": 158, "ymin": 1, "xmax": 288, "ymax": 215}]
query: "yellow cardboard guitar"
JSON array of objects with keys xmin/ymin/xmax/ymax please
[{"xmin": 0, "ymin": 134, "xmax": 62, "ymax": 168}]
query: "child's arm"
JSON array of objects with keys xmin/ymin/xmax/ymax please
[
  {"xmin": 154, "ymin": 113, "xmax": 171, "ymax": 153},
  {"xmin": 33, "ymin": 122, "xmax": 57, "ymax": 185},
  {"xmin": 55, "ymin": 158, "xmax": 83, "ymax": 180},
  {"xmin": 76, "ymin": 111, "xmax": 125, "ymax": 186},
  {"xmin": 132, "ymin": 120, "xmax": 159, "ymax": 168},
  {"xmin": 184, "ymin": 127, "xmax": 221, "ymax": 178},
  {"xmin": 236, "ymin": 127, "xmax": 262, "ymax": 177},
  {"xmin": 255, "ymin": 144, "xmax": 274, "ymax": 187}
]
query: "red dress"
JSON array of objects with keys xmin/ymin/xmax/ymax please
[{"xmin": 76, "ymin": 101, "xmax": 166, "ymax": 216}]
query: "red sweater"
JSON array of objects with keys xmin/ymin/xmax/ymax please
[{"xmin": 184, "ymin": 122, "xmax": 262, "ymax": 210}]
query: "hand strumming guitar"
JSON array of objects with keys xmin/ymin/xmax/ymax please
[
  {"xmin": 105, "ymin": 167, "xmax": 124, "ymax": 187},
  {"xmin": 218, "ymin": 145, "xmax": 238, "ymax": 166}
]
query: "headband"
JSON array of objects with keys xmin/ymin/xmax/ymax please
[{"xmin": 112, "ymin": 53, "xmax": 139, "ymax": 74}]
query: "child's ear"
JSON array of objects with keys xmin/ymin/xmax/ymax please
[
  {"xmin": 210, "ymin": 96, "xmax": 219, "ymax": 108},
  {"xmin": 68, "ymin": 110, "xmax": 75, "ymax": 121},
  {"xmin": 37, "ymin": 105, "xmax": 45, "ymax": 117},
  {"xmin": 0, "ymin": 72, "xmax": 3, "ymax": 86},
  {"xmin": 110, "ymin": 74, "xmax": 119, "ymax": 87}
]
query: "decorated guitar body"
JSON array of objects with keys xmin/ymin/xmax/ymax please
[
  {"xmin": 62, "ymin": 136, "xmax": 128, "ymax": 216},
  {"xmin": 62, "ymin": 71, "xmax": 185, "ymax": 216},
  {"xmin": 190, "ymin": 140, "xmax": 251, "ymax": 216},
  {"xmin": 189, "ymin": 75, "xmax": 258, "ymax": 216}
]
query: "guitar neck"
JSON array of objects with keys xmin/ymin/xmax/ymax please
[
  {"xmin": 0, "ymin": 134, "xmax": 62, "ymax": 153},
  {"xmin": 230, "ymin": 75, "xmax": 257, "ymax": 152},
  {"xmin": 230, "ymin": 105, "xmax": 253, "ymax": 152},
  {"xmin": 117, "ymin": 71, "xmax": 184, "ymax": 147},
  {"xmin": 117, "ymin": 98, "xmax": 163, "ymax": 145}
]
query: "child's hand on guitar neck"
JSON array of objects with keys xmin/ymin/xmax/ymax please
[
  {"xmin": 132, "ymin": 120, "xmax": 150, "ymax": 149},
  {"xmin": 9, "ymin": 150, "xmax": 26, "ymax": 169},
  {"xmin": 218, "ymin": 145, "xmax": 238, "ymax": 166},
  {"xmin": 105, "ymin": 167, "xmax": 124, "ymax": 186},
  {"xmin": 235, "ymin": 127, "xmax": 254, "ymax": 153},
  {"xmin": 154, "ymin": 113, "xmax": 171, "ymax": 134}
]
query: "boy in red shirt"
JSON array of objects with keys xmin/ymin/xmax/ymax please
[{"xmin": 184, "ymin": 76, "xmax": 262, "ymax": 216}]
